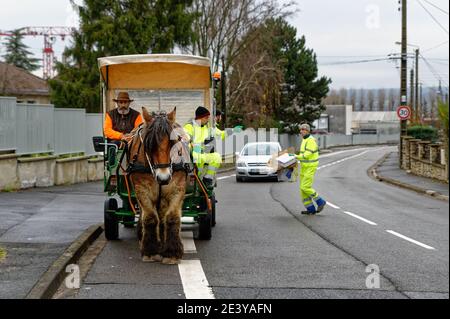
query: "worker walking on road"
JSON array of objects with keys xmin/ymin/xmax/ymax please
[{"xmin": 293, "ymin": 124, "xmax": 327, "ymax": 215}]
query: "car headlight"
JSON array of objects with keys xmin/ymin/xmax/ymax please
[{"xmin": 237, "ymin": 161, "xmax": 246, "ymax": 167}]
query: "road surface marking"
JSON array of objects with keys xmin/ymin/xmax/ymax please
[
  {"xmin": 217, "ymin": 174, "xmax": 236, "ymax": 180},
  {"xmin": 386, "ymin": 230, "xmax": 436, "ymax": 250},
  {"xmin": 342, "ymin": 211, "xmax": 378, "ymax": 226},
  {"xmin": 317, "ymin": 150, "xmax": 371, "ymax": 171},
  {"xmin": 178, "ymin": 259, "xmax": 215, "ymax": 299},
  {"xmin": 181, "ymin": 231, "xmax": 197, "ymax": 254},
  {"xmin": 319, "ymin": 147, "xmax": 370, "ymax": 159},
  {"xmin": 327, "ymin": 202, "xmax": 341, "ymax": 210}
]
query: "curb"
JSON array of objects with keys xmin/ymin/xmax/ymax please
[
  {"xmin": 368, "ymin": 153, "xmax": 449, "ymax": 202},
  {"xmin": 25, "ymin": 224, "xmax": 104, "ymax": 299}
]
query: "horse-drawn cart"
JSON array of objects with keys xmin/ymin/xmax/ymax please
[{"xmin": 93, "ymin": 54, "xmax": 219, "ymax": 247}]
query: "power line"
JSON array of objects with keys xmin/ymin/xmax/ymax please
[
  {"xmin": 423, "ymin": 40, "xmax": 449, "ymax": 53},
  {"xmin": 422, "ymin": 0, "xmax": 449, "ymax": 15},
  {"xmin": 416, "ymin": 0, "xmax": 449, "ymax": 35},
  {"xmin": 319, "ymin": 58, "xmax": 393, "ymax": 66},
  {"xmin": 420, "ymin": 53, "xmax": 449, "ymax": 87}
]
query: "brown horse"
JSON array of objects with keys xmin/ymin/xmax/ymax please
[{"xmin": 128, "ymin": 107, "xmax": 188, "ymax": 265}]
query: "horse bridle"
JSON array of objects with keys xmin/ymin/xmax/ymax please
[
  {"xmin": 138, "ymin": 127, "xmax": 177, "ymax": 177},
  {"xmin": 129, "ymin": 116, "xmax": 183, "ymax": 179}
]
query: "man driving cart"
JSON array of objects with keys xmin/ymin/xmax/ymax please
[{"xmin": 104, "ymin": 92, "xmax": 143, "ymax": 143}]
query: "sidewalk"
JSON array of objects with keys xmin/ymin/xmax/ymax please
[{"xmin": 373, "ymin": 152, "xmax": 449, "ymax": 200}]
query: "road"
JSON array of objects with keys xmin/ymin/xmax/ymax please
[
  {"xmin": 0, "ymin": 183, "xmax": 103, "ymax": 298},
  {"xmin": 69, "ymin": 146, "xmax": 449, "ymax": 299}
]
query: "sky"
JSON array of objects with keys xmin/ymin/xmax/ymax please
[{"xmin": 0, "ymin": 0, "xmax": 448, "ymax": 90}]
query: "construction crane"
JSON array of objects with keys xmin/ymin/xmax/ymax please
[{"xmin": 0, "ymin": 26, "xmax": 75, "ymax": 80}]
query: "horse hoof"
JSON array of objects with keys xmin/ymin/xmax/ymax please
[
  {"xmin": 162, "ymin": 257, "xmax": 180, "ymax": 265},
  {"xmin": 142, "ymin": 255, "xmax": 163, "ymax": 263}
]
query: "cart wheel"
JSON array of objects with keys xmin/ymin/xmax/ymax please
[
  {"xmin": 104, "ymin": 198, "xmax": 119, "ymax": 240},
  {"xmin": 210, "ymin": 195, "xmax": 216, "ymax": 227},
  {"xmin": 198, "ymin": 213, "xmax": 212, "ymax": 240}
]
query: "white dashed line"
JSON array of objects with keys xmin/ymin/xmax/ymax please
[
  {"xmin": 326, "ymin": 202, "xmax": 341, "ymax": 210},
  {"xmin": 178, "ymin": 259, "xmax": 215, "ymax": 299},
  {"xmin": 341, "ymin": 211, "xmax": 378, "ymax": 226},
  {"xmin": 181, "ymin": 231, "xmax": 197, "ymax": 254},
  {"xmin": 386, "ymin": 230, "xmax": 436, "ymax": 250},
  {"xmin": 217, "ymin": 174, "xmax": 236, "ymax": 180}
]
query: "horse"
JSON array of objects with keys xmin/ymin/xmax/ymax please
[{"xmin": 128, "ymin": 107, "xmax": 189, "ymax": 265}]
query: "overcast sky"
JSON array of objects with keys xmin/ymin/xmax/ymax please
[{"xmin": 0, "ymin": 0, "xmax": 448, "ymax": 89}]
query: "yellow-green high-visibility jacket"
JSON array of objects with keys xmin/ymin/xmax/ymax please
[
  {"xmin": 183, "ymin": 120, "xmax": 211, "ymax": 154},
  {"xmin": 210, "ymin": 123, "xmax": 227, "ymax": 141},
  {"xmin": 296, "ymin": 135, "xmax": 319, "ymax": 168}
]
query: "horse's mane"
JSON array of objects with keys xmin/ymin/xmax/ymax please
[{"xmin": 143, "ymin": 112, "xmax": 174, "ymax": 153}]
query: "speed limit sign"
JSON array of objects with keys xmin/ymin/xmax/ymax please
[{"xmin": 397, "ymin": 106, "xmax": 412, "ymax": 120}]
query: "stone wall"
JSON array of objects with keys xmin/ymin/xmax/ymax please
[
  {"xmin": 0, "ymin": 155, "xmax": 104, "ymax": 191},
  {"xmin": 401, "ymin": 136, "xmax": 448, "ymax": 183}
]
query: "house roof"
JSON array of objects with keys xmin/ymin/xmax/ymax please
[{"xmin": 0, "ymin": 62, "xmax": 49, "ymax": 96}]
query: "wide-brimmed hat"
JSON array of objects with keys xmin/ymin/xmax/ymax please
[{"xmin": 113, "ymin": 92, "xmax": 134, "ymax": 102}]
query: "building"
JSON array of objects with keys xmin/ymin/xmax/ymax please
[
  {"xmin": 0, "ymin": 62, "xmax": 50, "ymax": 104},
  {"xmin": 314, "ymin": 105, "xmax": 399, "ymax": 135}
]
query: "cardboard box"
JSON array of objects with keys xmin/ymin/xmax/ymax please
[{"xmin": 268, "ymin": 147, "xmax": 298, "ymax": 172}]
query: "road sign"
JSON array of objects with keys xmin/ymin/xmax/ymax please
[{"xmin": 397, "ymin": 106, "xmax": 412, "ymax": 120}]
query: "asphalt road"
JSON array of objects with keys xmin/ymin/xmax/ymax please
[
  {"xmin": 71, "ymin": 146, "xmax": 449, "ymax": 299},
  {"xmin": 0, "ymin": 182, "xmax": 103, "ymax": 299}
]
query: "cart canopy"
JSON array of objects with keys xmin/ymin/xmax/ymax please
[{"xmin": 98, "ymin": 54, "xmax": 212, "ymax": 90}]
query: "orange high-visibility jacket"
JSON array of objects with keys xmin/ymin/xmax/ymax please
[{"xmin": 104, "ymin": 109, "xmax": 143, "ymax": 140}]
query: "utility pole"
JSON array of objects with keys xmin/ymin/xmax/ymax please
[
  {"xmin": 399, "ymin": 0, "xmax": 408, "ymax": 167},
  {"xmin": 220, "ymin": 55, "xmax": 227, "ymax": 129},
  {"xmin": 415, "ymin": 49, "xmax": 420, "ymax": 123},
  {"xmin": 419, "ymin": 83, "xmax": 423, "ymax": 118},
  {"xmin": 410, "ymin": 68, "xmax": 415, "ymax": 122}
]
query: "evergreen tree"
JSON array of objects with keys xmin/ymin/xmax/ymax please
[
  {"xmin": 2, "ymin": 29, "xmax": 40, "ymax": 72},
  {"xmin": 268, "ymin": 18, "xmax": 331, "ymax": 133},
  {"xmin": 49, "ymin": 0, "xmax": 195, "ymax": 112}
]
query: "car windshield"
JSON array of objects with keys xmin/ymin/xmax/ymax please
[{"xmin": 242, "ymin": 144, "xmax": 279, "ymax": 156}]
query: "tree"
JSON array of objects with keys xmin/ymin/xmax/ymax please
[
  {"xmin": 2, "ymin": 29, "xmax": 40, "ymax": 72},
  {"xmin": 187, "ymin": 0, "xmax": 296, "ymax": 72},
  {"xmin": 358, "ymin": 88, "xmax": 366, "ymax": 111},
  {"xmin": 348, "ymin": 88, "xmax": 357, "ymax": 111},
  {"xmin": 49, "ymin": 0, "xmax": 195, "ymax": 112},
  {"xmin": 367, "ymin": 90, "xmax": 375, "ymax": 111},
  {"xmin": 227, "ymin": 18, "xmax": 331, "ymax": 131},
  {"xmin": 267, "ymin": 18, "xmax": 331, "ymax": 132},
  {"xmin": 388, "ymin": 88, "xmax": 398, "ymax": 111},
  {"xmin": 339, "ymin": 88, "xmax": 348, "ymax": 105},
  {"xmin": 378, "ymin": 88, "xmax": 386, "ymax": 111}
]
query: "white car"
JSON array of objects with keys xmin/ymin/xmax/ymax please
[{"xmin": 235, "ymin": 142, "xmax": 282, "ymax": 182}]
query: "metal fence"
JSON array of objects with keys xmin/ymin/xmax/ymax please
[
  {"xmin": 0, "ymin": 97, "xmax": 102, "ymax": 156},
  {"xmin": 1, "ymin": 96, "xmax": 400, "ymax": 157},
  {"xmin": 215, "ymin": 125, "xmax": 400, "ymax": 157}
]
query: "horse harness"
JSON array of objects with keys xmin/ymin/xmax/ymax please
[{"xmin": 125, "ymin": 125, "xmax": 189, "ymax": 177}]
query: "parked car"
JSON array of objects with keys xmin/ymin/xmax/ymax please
[{"xmin": 235, "ymin": 142, "xmax": 282, "ymax": 182}]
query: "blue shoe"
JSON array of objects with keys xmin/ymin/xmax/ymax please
[
  {"xmin": 315, "ymin": 198, "xmax": 327, "ymax": 213},
  {"xmin": 301, "ymin": 204, "xmax": 317, "ymax": 215}
]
